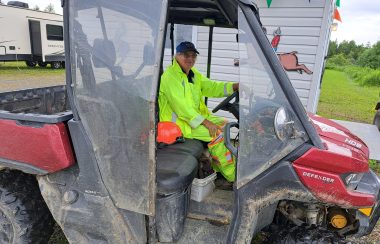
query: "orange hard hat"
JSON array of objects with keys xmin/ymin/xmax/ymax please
[{"xmin": 157, "ymin": 122, "xmax": 184, "ymax": 145}]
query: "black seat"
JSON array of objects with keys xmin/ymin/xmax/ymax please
[
  {"xmin": 156, "ymin": 151, "xmax": 198, "ymax": 195},
  {"xmin": 156, "ymin": 138, "xmax": 203, "ymax": 195},
  {"xmin": 159, "ymin": 139, "xmax": 204, "ymax": 158}
]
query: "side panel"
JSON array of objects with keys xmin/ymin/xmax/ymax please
[
  {"xmin": 0, "ymin": 119, "xmax": 75, "ymax": 173},
  {"xmin": 294, "ymin": 164, "xmax": 375, "ymax": 207},
  {"xmin": 69, "ymin": 0, "xmax": 167, "ymax": 215}
]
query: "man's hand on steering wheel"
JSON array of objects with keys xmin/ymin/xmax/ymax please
[{"xmin": 211, "ymin": 82, "xmax": 241, "ymax": 120}]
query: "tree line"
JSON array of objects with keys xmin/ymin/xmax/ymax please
[
  {"xmin": 327, "ymin": 40, "xmax": 380, "ymax": 69},
  {"xmin": 327, "ymin": 40, "xmax": 380, "ymax": 86},
  {"xmin": 0, "ymin": 1, "xmax": 56, "ymax": 13},
  {"xmin": 32, "ymin": 3, "xmax": 55, "ymax": 13}
]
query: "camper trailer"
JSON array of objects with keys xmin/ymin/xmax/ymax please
[{"xmin": 0, "ymin": 2, "xmax": 64, "ymax": 68}]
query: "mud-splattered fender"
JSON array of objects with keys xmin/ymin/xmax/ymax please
[{"xmin": 226, "ymin": 161, "xmax": 317, "ymax": 243}]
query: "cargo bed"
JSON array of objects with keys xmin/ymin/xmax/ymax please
[
  {"xmin": 0, "ymin": 85, "xmax": 72, "ymax": 123},
  {"xmin": 0, "ymin": 85, "xmax": 75, "ymax": 174}
]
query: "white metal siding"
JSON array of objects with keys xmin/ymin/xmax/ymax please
[{"xmin": 192, "ymin": 0, "xmax": 334, "ymax": 119}]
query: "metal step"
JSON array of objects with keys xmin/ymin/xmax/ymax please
[
  {"xmin": 176, "ymin": 218, "xmax": 229, "ymax": 244},
  {"xmin": 187, "ymin": 189, "xmax": 234, "ymax": 225}
]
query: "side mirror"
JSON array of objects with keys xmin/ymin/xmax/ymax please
[
  {"xmin": 274, "ymin": 107, "xmax": 295, "ymax": 141},
  {"xmin": 92, "ymin": 39, "xmax": 116, "ymax": 68}
]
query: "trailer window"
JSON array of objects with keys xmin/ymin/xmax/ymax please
[{"xmin": 46, "ymin": 24, "xmax": 63, "ymax": 41}]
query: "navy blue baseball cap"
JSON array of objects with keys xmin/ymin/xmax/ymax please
[{"xmin": 176, "ymin": 41, "xmax": 199, "ymax": 54}]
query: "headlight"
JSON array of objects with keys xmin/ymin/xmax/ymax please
[
  {"xmin": 274, "ymin": 107, "xmax": 293, "ymax": 140},
  {"xmin": 344, "ymin": 173, "xmax": 364, "ymax": 191}
]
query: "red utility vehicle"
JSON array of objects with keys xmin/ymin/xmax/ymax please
[{"xmin": 0, "ymin": 0, "xmax": 378, "ymax": 243}]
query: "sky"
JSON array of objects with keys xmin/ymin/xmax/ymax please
[
  {"xmin": 330, "ymin": 0, "xmax": 380, "ymax": 45},
  {"xmin": 4, "ymin": 0, "xmax": 380, "ymax": 46}
]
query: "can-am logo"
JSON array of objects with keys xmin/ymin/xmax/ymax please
[
  {"xmin": 303, "ymin": 172, "xmax": 335, "ymax": 183},
  {"xmin": 344, "ymin": 138, "xmax": 362, "ymax": 149}
]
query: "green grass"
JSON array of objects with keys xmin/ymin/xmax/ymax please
[
  {"xmin": 318, "ymin": 69, "xmax": 380, "ymax": 172},
  {"xmin": 0, "ymin": 61, "xmax": 65, "ymax": 76},
  {"xmin": 0, "ymin": 61, "xmax": 65, "ymax": 92},
  {"xmin": 317, "ymin": 69, "xmax": 380, "ymax": 124},
  {"xmin": 369, "ymin": 160, "xmax": 380, "ymax": 174}
]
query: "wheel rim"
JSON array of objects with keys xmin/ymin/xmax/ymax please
[
  {"xmin": 53, "ymin": 62, "xmax": 61, "ymax": 69},
  {"xmin": 0, "ymin": 209, "xmax": 13, "ymax": 243}
]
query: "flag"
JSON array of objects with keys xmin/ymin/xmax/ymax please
[
  {"xmin": 336, "ymin": 0, "xmax": 340, "ymax": 7},
  {"xmin": 267, "ymin": 0, "xmax": 272, "ymax": 7},
  {"xmin": 334, "ymin": 8, "xmax": 342, "ymax": 22}
]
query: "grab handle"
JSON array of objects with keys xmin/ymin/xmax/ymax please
[{"xmin": 224, "ymin": 122, "xmax": 238, "ymax": 157}]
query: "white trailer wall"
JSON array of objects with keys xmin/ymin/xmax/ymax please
[{"xmin": 0, "ymin": 5, "xmax": 63, "ymax": 61}]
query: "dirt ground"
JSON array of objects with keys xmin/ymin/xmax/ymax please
[
  {"xmin": 0, "ymin": 67, "xmax": 379, "ymax": 243},
  {"xmin": 0, "ymin": 74, "xmax": 65, "ymax": 92},
  {"xmin": 348, "ymin": 223, "xmax": 380, "ymax": 243}
]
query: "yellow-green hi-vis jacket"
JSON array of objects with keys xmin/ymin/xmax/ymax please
[{"xmin": 159, "ymin": 59, "xmax": 234, "ymax": 141}]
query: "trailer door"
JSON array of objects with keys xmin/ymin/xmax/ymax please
[{"xmin": 28, "ymin": 20, "xmax": 42, "ymax": 59}]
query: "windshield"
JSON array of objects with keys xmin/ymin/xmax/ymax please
[
  {"xmin": 237, "ymin": 7, "xmax": 309, "ymax": 188},
  {"xmin": 69, "ymin": 0, "xmax": 165, "ymax": 215}
]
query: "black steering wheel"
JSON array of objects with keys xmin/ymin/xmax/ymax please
[{"xmin": 212, "ymin": 90, "xmax": 239, "ymax": 119}]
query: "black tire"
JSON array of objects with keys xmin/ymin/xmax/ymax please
[
  {"xmin": 0, "ymin": 170, "xmax": 54, "ymax": 243},
  {"xmin": 25, "ymin": 61, "xmax": 37, "ymax": 67},
  {"xmin": 51, "ymin": 61, "xmax": 61, "ymax": 69},
  {"xmin": 268, "ymin": 225, "xmax": 346, "ymax": 244},
  {"xmin": 38, "ymin": 61, "xmax": 48, "ymax": 68},
  {"xmin": 374, "ymin": 110, "xmax": 380, "ymax": 131}
]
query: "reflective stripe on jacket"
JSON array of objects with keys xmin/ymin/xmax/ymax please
[{"xmin": 159, "ymin": 59, "xmax": 234, "ymax": 138}]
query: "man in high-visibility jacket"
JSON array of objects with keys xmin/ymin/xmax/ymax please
[{"xmin": 159, "ymin": 41, "xmax": 238, "ymax": 182}]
